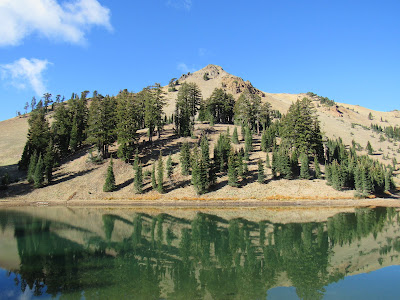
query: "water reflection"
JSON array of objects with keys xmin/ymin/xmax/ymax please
[{"xmin": 0, "ymin": 207, "xmax": 399, "ymax": 299}]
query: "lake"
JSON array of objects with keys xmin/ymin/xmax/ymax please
[{"xmin": 0, "ymin": 206, "xmax": 399, "ymax": 299}]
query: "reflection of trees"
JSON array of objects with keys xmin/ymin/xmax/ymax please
[{"xmin": 1, "ymin": 207, "xmax": 398, "ymax": 299}]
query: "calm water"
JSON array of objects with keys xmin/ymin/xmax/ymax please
[{"xmin": 0, "ymin": 206, "xmax": 400, "ymax": 299}]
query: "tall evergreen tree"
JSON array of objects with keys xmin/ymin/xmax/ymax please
[
  {"xmin": 266, "ymin": 153, "xmax": 271, "ymax": 169},
  {"xmin": 27, "ymin": 151, "xmax": 38, "ymax": 183},
  {"xmin": 314, "ymin": 156, "xmax": 321, "ymax": 179},
  {"xmin": 152, "ymin": 163, "xmax": 157, "ymax": 190},
  {"xmin": 33, "ymin": 155, "xmax": 44, "ymax": 188},
  {"xmin": 44, "ymin": 140, "xmax": 54, "ymax": 184},
  {"xmin": 366, "ymin": 141, "xmax": 374, "ymax": 155},
  {"xmin": 244, "ymin": 126, "xmax": 253, "ymax": 153},
  {"xmin": 299, "ymin": 153, "xmax": 310, "ymax": 179},
  {"xmin": 87, "ymin": 95, "xmax": 117, "ymax": 159},
  {"xmin": 134, "ymin": 162, "xmax": 143, "ymax": 194},
  {"xmin": 157, "ymin": 151, "xmax": 164, "ymax": 193},
  {"xmin": 166, "ymin": 154, "xmax": 173, "ymax": 178},
  {"xmin": 103, "ymin": 159, "xmax": 116, "ymax": 192},
  {"xmin": 180, "ymin": 142, "xmax": 191, "ymax": 175},
  {"xmin": 232, "ymin": 127, "xmax": 239, "ymax": 144},
  {"xmin": 257, "ymin": 159, "xmax": 265, "ymax": 183},
  {"xmin": 175, "ymin": 82, "xmax": 202, "ymax": 137},
  {"xmin": 280, "ymin": 98, "xmax": 323, "ymax": 160},
  {"xmin": 205, "ymin": 88, "xmax": 235, "ymax": 124},
  {"xmin": 228, "ymin": 150, "xmax": 239, "ymax": 187},
  {"xmin": 52, "ymin": 104, "xmax": 72, "ymax": 157}
]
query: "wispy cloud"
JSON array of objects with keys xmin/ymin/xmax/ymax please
[
  {"xmin": 1, "ymin": 58, "xmax": 51, "ymax": 96},
  {"xmin": 167, "ymin": 0, "xmax": 192, "ymax": 11},
  {"xmin": 177, "ymin": 63, "xmax": 196, "ymax": 74},
  {"xmin": 0, "ymin": 0, "xmax": 112, "ymax": 47}
]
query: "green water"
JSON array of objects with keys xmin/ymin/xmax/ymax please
[{"xmin": 0, "ymin": 207, "xmax": 400, "ymax": 299}]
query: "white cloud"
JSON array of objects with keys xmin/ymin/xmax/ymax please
[
  {"xmin": 1, "ymin": 58, "xmax": 51, "ymax": 96},
  {"xmin": 177, "ymin": 63, "xmax": 196, "ymax": 74},
  {"xmin": 167, "ymin": 0, "xmax": 192, "ymax": 11},
  {"xmin": 0, "ymin": 0, "xmax": 112, "ymax": 47}
]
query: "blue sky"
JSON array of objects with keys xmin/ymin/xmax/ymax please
[{"xmin": 0, "ymin": 0, "xmax": 399, "ymax": 121}]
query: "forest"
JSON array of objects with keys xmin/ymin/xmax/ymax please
[{"xmin": 13, "ymin": 82, "xmax": 395, "ymax": 197}]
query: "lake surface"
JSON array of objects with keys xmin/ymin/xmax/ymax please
[{"xmin": 0, "ymin": 206, "xmax": 400, "ymax": 299}]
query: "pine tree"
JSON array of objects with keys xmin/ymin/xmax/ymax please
[
  {"xmin": 385, "ymin": 170, "xmax": 392, "ymax": 192},
  {"xmin": 362, "ymin": 166, "xmax": 373, "ymax": 194},
  {"xmin": 166, "ymin": 154, "xmax": 173, "ymax": 177},
  {"xmin": 152, "ymin": 163, "xmax": 157, "ymax": 190},
  {"xmin": 243, "ymin": 161, "xmax": 249, "ymax": 180},
  {"xmin": 157, "ymin": 151, "xmax": 164, "ymax": 193},
  {"xmin": 103, "ymin": 159, "xmax": 116, "ymax": 192},
  {"xmin": 133, "ymin": 149, "xmax": 139, "ymax": 172},
  {"xmin": 44, "ymin": 140, "xmax": 54, "ymax": 184},
  {"xmin": 266, "ymin": 153, "xmax": 271, "ymax": 169},
  {"xmin": 27, "ymin": 151, "xmax": 38, "ymax": 184},
  {"xmin": 232, "ymin": 127, "xmax": 239, "ymax": 144},
  {"xmin": 200, "ymin": 135, "xmax": 210, "ymax": 169},
  {"xmin": 180, "ymin": 142, "xmax": 191, "ymax": 175},
  {"xmin": 237, "ymin": 150, "xmax": 244, "ymax": 179},
  {"xmin": 33, "ymin": 155, "xmax": 44, "ymax": 188},
  {"xmin": 134, "ymin": 162, "xmax": 143, "ymax": 194},
  {"xmin": 228, "ymin": 150, "xmax": 239, "ymax": 187},
  {"xmin": 366, "ymin": 141, "xmax": 374, "ymax": 155},
  {"xmin": 257, "ymin": 159, "xmax": 265, "ymax": 183},
  {"xmin": 354, "ymin": 164, "xmax": 363, "ymax": 192},
  {"xmin": 299, "ymin": 153, "xmax": 310, "ymax": 179},
  {"xmin": 314, "ymin": 156, "xmax": 321, "ymax": 179},
  {"xmin": 244, "ymin": 127, "xmax": 253, "ymax": 153},
  {"xmin": 271, "ymin": 148, "xmax": 277, "ymax": 178}
]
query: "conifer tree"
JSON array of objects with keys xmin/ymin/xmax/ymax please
[
  {"xmin": 299, "ymin": 153, "xmax": 310, "ymax": 179},
  {"xmin": 244, "ymin": 127, "xmax": 253, "ymax": 153},
  {"xmin": 362, "ymin": 166, "xmax": 373, "ymax": 194},
  {"xmin": 33, "ymin": 155, "xmax": 44, "ymax": 188},
  {"xmin": 385, "ymin": 170, "xmax": 392, "ymax": 192},
  {"xmin": 44, "ymin": 140, "xmax": 54, "ymax": 184},
  {"xmin": 134, "ymin": 162, "xmax": 143, "ymax": 194},
  {"xmin": 366, "ymin": 141, "xmax": 374, "ymax": 155},
  {"xmin": 228, "ymin": 150, "xmax": 239, "ymax": 187},
  {"xmin": 271, "ymin": 148, "xmax": 277, "ymax": 178},
  {"xmin": 314, "ymin": 156, "xmax": 321, "ymax": 179},
  {"xmin": 266, "ymin": 153, "xmax": 271, "ymax": 169},
  {"xmin": 157, "ymin": 151, "xmax": 164, "ymax": 193},
  {"xmin": 232, "ymin": 127, "xmax": 239, "ymax": 144},
  {"xmin": 152, "ymin": 163, "xmax": 157, "ymax": 190},
  {"xmin": 133, "ymin": 149, "xmax": 139, "ymax": 172},
  {"xmin": 166, "ymin": 154, "xmax": 173, "ymax": 177},
  {"xmin": 103, "ymin": 159, "xmax": 116, "ymax": 192},
  {"xmin": 237, "ymin": 150, "xmax": 244, "ymax": 179},
  {"xmin": 180, "ymin": 142, "xmax": 191, "ymax": 175},
  {"xmin": 27, "ymin": 151, "xmax": 38, "ymax": 184},
  {"xmin": 257, "ymin": 159, "xmax": 265, "ymax": 183},
  {"xmin": 291, "ymin": 151, "xmax": 299, "ymax": 177},
  {"xmin": 243, "ymin": 161, "xmax": 249, "ymax": 180},
  {"xmin": 354, "ymin": 164, "xmax": 363, "ymax": 192},
  {"xmin": 200, "ymin": 135, "xmax": 210, "ymax": 169}
]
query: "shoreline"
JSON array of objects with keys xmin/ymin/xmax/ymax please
[{"xmin": 1, "ymin": 197, "xmax": 399, "ymax": 208}]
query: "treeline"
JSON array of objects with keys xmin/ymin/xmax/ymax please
[
  {"xmin": 325, "ymin": 138, "xmax": 394, "ymax": 195},
  {"xmin": 306, "ymin": 92, "xmax": 336, "ymax": 106},
  {"xmin": 371, "ymin": 123, "xmax": 400, "ymax": 141}
]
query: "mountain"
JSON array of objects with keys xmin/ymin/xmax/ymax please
[{"xmin": 0, "ymin": 64, "xmax": 399, "ymax": 202}]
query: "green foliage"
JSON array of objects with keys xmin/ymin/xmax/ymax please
[
  {"xmin": 134, "ymin": 162, "xmax": 143, "ymax": 194},
  {"xmin": 214, "ymin": 133, "xmax": 231, "ymax": 172},
  {"xmin": 44, "ymin": 140, "xmax": 54, "ymax": 183},
  {"xmin": 180, "ymin": 142, "xmax": 191, "ymax": 175},
  {"xmin": 228, "ymin": 150, "xmax": 239, "ymax": 187},
  {"xmin": 232, "ymin": 127, "xmax": 239, "ymax": 144},
  {"xmin": 299, "ymin": 153, "xmax": 310, "ymax": 180},
  {"xmin": 266, "ymin": 153, "xmax": 271, "ymax": 169},
  {"xmin": 191, "ymin": 145, "xmax": 210, "ymax": 195},
  {"xmin": 0, "ymin": 173, "xmax": 10, "ymax": 190},
  {"xmin": 175, "ymin": 82, "xmax": 202, "ymax": 137},
  {"xmin": 314, "ymin": 156, "xmax": 321, "ymax": 179},
  {"xmin": 244, "ymin": 127, "xmax": 253, "ymax": 153},
  {"xmin": 261, "ymin": 126, "xmax": 276, "ymax": 152},
  {"xmin": 203, "ymin": 72, "xmax": 209, "ymax": 81},
  {"xmin": 33, "ymin": 155, "xmax": 44, "ymax": 188},
  {"xmin": 204, "ymin": 88, "xmax": 235, "ymax": 124},
  {"xmin": 280, "ymin": 98, "xmax": 324, "ymax": 160},
  {"xmin": 103, "ymin": 159, "xmax": 116, "ymax": 192},
  {"xmin": 27, "ymin": 151, "xmax": 38, "ymax": 183},
  {"xmin": 157, "ymin": 151, "xmax": 164, "ymax": 193},
  {"xmin": 166, "ymin": 154, "xmax": 173, "ymax": 178},
  {"xmin": 152, "ymin": 163, "xmax": 157, "ymax": 190},
  {"xmin": 368, "ymin": 112, "xmax": 373, "ymax": 120},
  {"xmin": 87, "ymin": 95, "xmax": 117, "ymax": 159},
  {"xmin": 68, "ymin": 93, "xmax": 88, "ymax": 152},
  {"xmin": 366, "ymin": 141, "xmax": 374, "ymax": 155},
  {"xmin": 18, "ymin": 106, "xmax": 50, "ymax": 170},
  {"xmin": 257, "ymin": 159, "xmax": 265, "ymax": 183},
  {"xmin": 52, "ymin": 104, "xmax": 72, "ymax": 157}
]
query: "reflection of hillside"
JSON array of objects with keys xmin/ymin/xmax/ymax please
[{"xmin": 0, "ymin": 207, "xmax": 399, "ymax": 299}]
